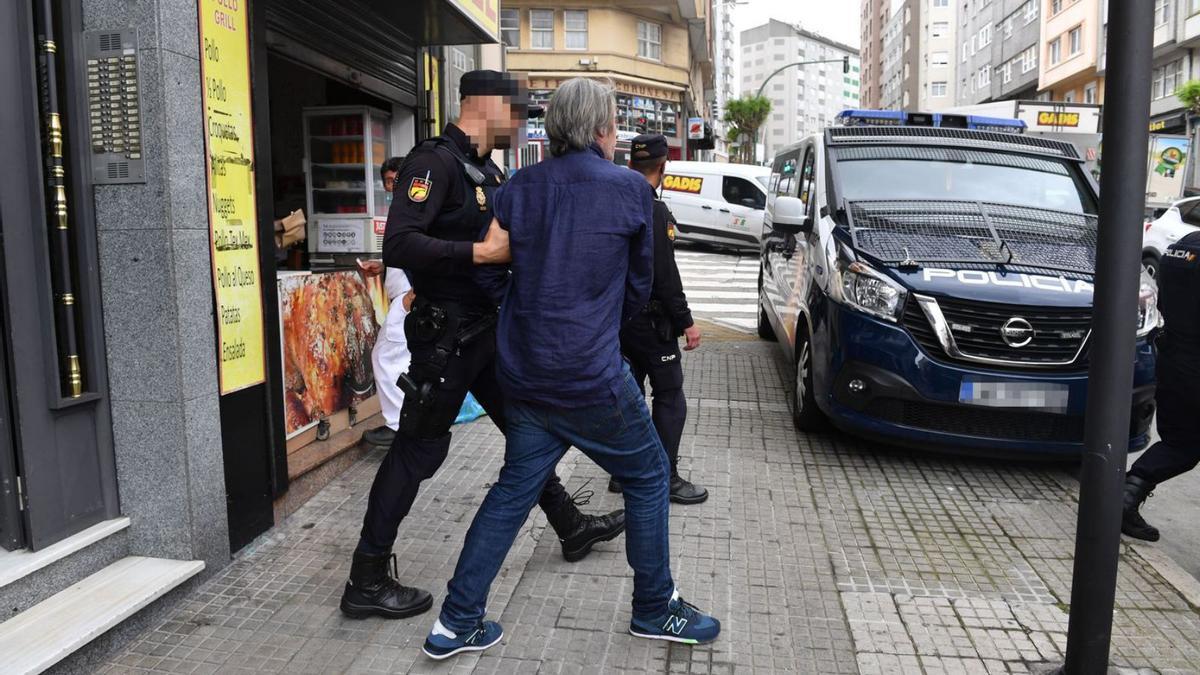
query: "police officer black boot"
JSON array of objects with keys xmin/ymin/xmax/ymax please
[
  {"xmin": 1121, "ymin": 475, "xmax": 1160, "ymax": 542},
  {"xmin": 543, "ymin": 480, "xmax": 625, "ymax": 562},
  {"xmin": 340, "ymin": 551, "xmax": 434, "ymax": 619},
  {"xmin": 669, "ymin": 472, "xmax": 708, "ymax": 505}
]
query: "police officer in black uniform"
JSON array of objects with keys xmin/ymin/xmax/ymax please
[
  {"xmin": 608, "ymin": 134, "xmax": 707, "ymax": 504},
  {"xmin": 1123, "ymin": 230, "xmax": 1200, "ymax": 541},
  {"xmin": 340, "ymin": 71, "xmax": 625, "ymax": 621}
]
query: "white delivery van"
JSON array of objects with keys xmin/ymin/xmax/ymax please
[{"xmin": 658, "ymin": 161, "xmax": 771, "ymax": 249}]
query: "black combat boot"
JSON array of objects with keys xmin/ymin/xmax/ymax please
[
  {"xmin": 340, "ymin": 551, "xmax": 433, "ymax": 619},
  {"xmin": 545, "ymin": 480, "xmax": 625, "ymax": 562},
  {"xmin": 669, "ymin": 473, "xmax": 708, "ymax": 505},
  {"xmin": 1122, "ymin": 475, "xmax": 1160, "ymax": 542},
  {"xmin": 610, "ymin": 473, "xmax": 708, "ymax": 505}
]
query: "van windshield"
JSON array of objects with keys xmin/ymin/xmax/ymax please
[{"xmin": 832, "ymin": 149, "xmax": 1096, "ymax": 215}]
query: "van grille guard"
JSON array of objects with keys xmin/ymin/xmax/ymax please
[
  {"xmin": 825, "ymin": 125, "xmax": 1082, "ymax": 160},
  {"xmin": 844, "ymin": 200, "xmax": 1098, "ymax": 275}
]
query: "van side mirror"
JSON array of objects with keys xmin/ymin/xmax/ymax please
[{"xmin": 771, "ymin": 196, "xmax": 813, "ymax": 234}]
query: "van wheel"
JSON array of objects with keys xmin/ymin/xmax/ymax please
[
  {"xmin": 757, "ymin": 267, "xmax": 776, "ymax": 341},
  {"xmin": 792, "ymin": 322, "xmax": 826, "ymax": 432}
]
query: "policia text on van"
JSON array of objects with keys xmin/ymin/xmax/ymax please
[{"xmin": 757, "ymin": 110, "xmax": 1158, "ymax": 456}]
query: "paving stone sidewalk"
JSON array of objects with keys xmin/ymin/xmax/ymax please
[{"xmin": 97, "ymin": 336, "xmax": 1200, "ymax": 674}]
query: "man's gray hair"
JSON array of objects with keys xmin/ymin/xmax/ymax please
[{"xmin": 545, "ymin": 77, "xmax": 616, "ymax": 157}]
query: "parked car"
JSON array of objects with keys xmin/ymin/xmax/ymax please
[
  {"xmin": 1143, "ymin": 196, "xmax": 1200, "ymax": 278},
  {"xmin": 757, "ymin": 110, "xmax": 1158, "ymax": 457},
  {"xmin": 658, "ymin": 161, "xmax": 770, "ymax": 249}
]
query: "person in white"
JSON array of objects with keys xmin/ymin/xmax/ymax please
[{"xmin": 359, "ymin": 157, "xmax": 415, "ymax": 447}]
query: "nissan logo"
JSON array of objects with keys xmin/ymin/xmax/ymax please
[{"xmin": 1000, "ymin": 317, "xmax": 1035, "ymax": 348}]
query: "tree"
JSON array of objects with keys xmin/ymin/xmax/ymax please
[
  {"xmin": 1176, "ymin": 81, "xmax": 1200, "ymax": 189},
  {"xmin": 722, "ymin": 95, "xmax": 772, "ymax": 164},
  {"xmin": 1176, "ymin": 80, "xmax": 1200, "ymax": 117}
]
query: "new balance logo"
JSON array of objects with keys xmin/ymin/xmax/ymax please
[{"xmin": 663, "ymin": 616, "xmax": 689, "ymax": 635}]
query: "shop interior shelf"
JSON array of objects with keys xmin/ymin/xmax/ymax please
[
  {"xmin": 310, "ymin": 163, "xmax": 366, "ymax": 169},
  {"xmin": 310, "ymin": 135, "xmax": 364, "ymax": 141},
  {"xmin": 312, "ymin": 188, "xmax": 366, "ymax": 193}
]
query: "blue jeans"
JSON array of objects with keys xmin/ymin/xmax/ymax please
[{"xmin": 439, "ymin": 364, "xmax": 675, "ymax": 632}]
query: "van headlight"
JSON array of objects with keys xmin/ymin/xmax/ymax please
[
  {"xmin": 835, "ymin": 260, "xmax": 907, "ymax": 322},
  {"xmin": 1136, "ymin": 271, "xmax": 1161, "ymax": 338}
]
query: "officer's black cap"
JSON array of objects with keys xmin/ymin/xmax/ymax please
[
  {"xmin": 459, "ymin": 70, "xmax": 544, "ymax": 118},
  {"xmin": 630, "ymin": 134, "xmax": 669, "ymax": 161}
]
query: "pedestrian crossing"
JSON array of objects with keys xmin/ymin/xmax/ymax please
[{"xmin": 675, "ymin": 247, "xmax": 761, "ymax": 333}]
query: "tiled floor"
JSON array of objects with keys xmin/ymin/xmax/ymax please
[{"xmin": 98, "ymin": 338, "xmax": 1200, "ymax": 674}]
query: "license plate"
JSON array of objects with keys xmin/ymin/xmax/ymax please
[{"xmin": 958, "ymin": 379, "xmax": 1069, "ymax": 413}]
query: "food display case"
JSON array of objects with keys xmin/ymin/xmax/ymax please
[{"xmin": 302, "ymin": 106, "xmax": 391, "ymax": 265}]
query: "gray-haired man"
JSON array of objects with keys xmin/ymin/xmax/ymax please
[{"xmin": 422, "ymin": 77, "xmax": 720, "ymax": 659}]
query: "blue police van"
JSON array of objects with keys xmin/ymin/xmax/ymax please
[{"xmin": 757, "ymin": 110, "xmax": 1159, "ymax": 456}]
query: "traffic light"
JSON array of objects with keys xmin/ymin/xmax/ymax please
[{"xmin": 843, "ymin": 56, "xmax": 850, "ymax": 74}]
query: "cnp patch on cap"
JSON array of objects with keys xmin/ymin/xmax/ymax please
[{"xmin": 408, "ymin": 173, "xmax": 432, "ymax": 202}]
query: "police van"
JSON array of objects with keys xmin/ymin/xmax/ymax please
[
  {"xmin": 658, "ymin": 161, "xmax": 771, "ymax": 249},
  {"xmin": 757, "ymin": 110, "xmax": 1158, "ymax": 456}
]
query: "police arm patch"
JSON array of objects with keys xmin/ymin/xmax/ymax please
[{"xmin": 408, "ymin": 173, "xmax": 432, "ymax": 202}]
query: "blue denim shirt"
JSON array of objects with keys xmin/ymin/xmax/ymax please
[{"xmin": 491, "ymin": 143, "xmax": 654, "ymax": 408}]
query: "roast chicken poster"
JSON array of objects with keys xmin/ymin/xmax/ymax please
[{"xmin": 278, "ymin": 271, "xmax": 389, "ymax": 437}]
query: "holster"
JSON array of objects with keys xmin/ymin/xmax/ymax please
[
  {"xmin": 396, "ymin": 298, "xmax": 496, "ymax": 438},
  {"xmin": 645, "ymin": 300, "xmax": 674, "ymax": 343}
]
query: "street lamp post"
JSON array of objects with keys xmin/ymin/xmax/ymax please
[
  {"xmin": 1058, "ymin": 1, "xmax": 1153, "ymax": 673},
  {"xmin": 751, "ymin": 57, "xmax": 848, "ymax": 164}
]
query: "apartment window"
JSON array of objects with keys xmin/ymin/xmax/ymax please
[
  {"xmin": 932, "ymin": 51, "xmax": 949, "ymax": 67},
  {"xmin": 1068, "ymin": 26, "xmax": 1081, "ymax": 55},
  {"xmin": 1050, "ymin": 0, "xmax": 1062, "ymax": 15},
  {"xmin": 1022, "ymin": 45, "xmax": 1038, "ymax": 72},
  {"xmin": 971, "ymin": 35, "xmax": 977, "ymax": 54},
  {"xmin": 1002, "ymin": 61, "xmax": 1013, "ymax": 83},
  {"xmin": 1049, "ymin": 37, "xmax": 1061, "ymax": 65},
  {"xmin": 638, "ymin": 21, "xmax": 662, "ymax": 60},
  {"xmin": 931, "ymin": 81, "xmax": 947, "ymax": 97},
  {"xmin": 978, "ymin": 65, "xmax": 991, "ymax": 86},
  {"xmin": 773, "ymin": 83, "xmax": 784, "ymax": 91},
  {"xmin": 1004, "ymin": 18, "xmax": 1013, "ymax": 38},
  {"xmin": 932, "ymin": 21, "xmax": 949, "ymax": 38},
  {"xmin": 1153, "ymin": 59, "xmax": 1185, "ymax": 99},
  {"xmin": 1156, "ymin": 0, "xmax": 1170, "ymax": 26},
  {"xmin": 1192, "ymin": 0, "xmax": 1200, "ymax": 16},
  {"xmin": 1063, "ymin": 90, "xmax": 1075, "ymax": 103},
  {"xmin": 530, "ymin": 9, "xmax": 554, "ymax": 49},
  {"xmin": 755, "ymin": 42, "xmax": 764, "ymax": 51},
  {"xmin": 500, "ymin": 9, "xmax": 520, "ymax": 48},
  {"xmin": 1084, "ymin": 83, "xmax": 1097, "ymax": 104},
  {"xmin": 979, "ymin": 24, "xmax": 991, "ymax": 47},
  {"xmin": 961, "ymin": 42, "xmax": 968, "ymax": 62},
  {"xmin": 564, "ymin": 10, "xmax": 588, "ymax": 49},
  {"xmin": 1025, "ymin": 0, "xmax": 1038, "ymax": 24},
  {"xmin": 934, "ymin": 0, "xmax": 949, "ymax": 6}
]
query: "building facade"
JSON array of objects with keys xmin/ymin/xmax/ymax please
[
  {"xmin": 740, "ymin": 20, "xmax": 860, "ymax": 162},
  {"xmin": 712, "ymin": 0, "xmax": 737, "ymax": 160},
  {"xmin": 860, "ymin": 0, "xmax": 891, "ymax": 108},
  {"xmin": 500, "ymin": 0, "xmax": 714, "ymax": 163},
  {"xmin": 881, "ymin": 0, "xmax": 924, "ymax": 110},
  {"xmin": 0, "ymin": 0, "xmax": 498, "ymax": 670},
  {"xmin": 954, "ymin": 0, "xmax": 1040, "ymax": 106},
  {"xmin": 1038, "ymin": 0, "xmax": 1104, "ymax": 103},
  {"xmin": 917, "ymin": 0, "xmax": 960, "ymax": 111}
]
